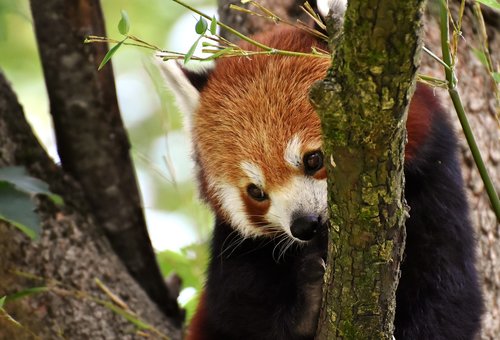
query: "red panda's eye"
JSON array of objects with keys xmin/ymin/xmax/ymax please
[
  {"xmin": 303, "ymin": 150, "xmax": 324, "ymax": 175},
  {"xmin": 247, "ymin": 184, "xmax": 268, "ymax": 202}
]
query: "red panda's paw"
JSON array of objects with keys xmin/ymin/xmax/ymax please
[
  {"xmin": 293, "ymin": 251, "xmax": 326, "ymax": 337},
  {"xmin": 297, "ymin": 221, "xmax": 328, "ymax": 284},
  {"xmin": 298, "ymin": 252, "xmax": 326, "ymax": 284}
]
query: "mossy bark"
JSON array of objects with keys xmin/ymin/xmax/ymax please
[{"xmin": 311, "ymin": 1, "xmax": 426, "ymax": 338}]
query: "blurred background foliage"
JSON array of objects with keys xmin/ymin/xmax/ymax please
[{"xmin": 0, "ymin": 0, "xmax": 217, "ymax": 319}]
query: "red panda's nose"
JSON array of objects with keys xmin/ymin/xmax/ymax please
[{"xmin": 290, "ymin": 214, "xmax": 321, "ymax": 241}]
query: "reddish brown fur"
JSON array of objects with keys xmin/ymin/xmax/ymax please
[
  {"xmin": 194, "ymin": 27, "xmax": 329, "ymax": 221},
  {"xmin": 240, "ymin": 192, "xmax": 271, "ymax": 227},
  {"xmin": 313, "ymin": 166, "xmax": 327, "ymax": 180},
  {"xmin": 185, "ymin": 292, "xmax": 208, "ymax": 340},
  {"xmin": 188, "ymin": 26, "xmax": 433, "ymax": 338},
  {"xmin": 406, "ymin": 84, "xmax": 435, "ymax": 160},
  {"xmin": 193, "ymin": 27, "xmax": 432, "ymax": 221}
]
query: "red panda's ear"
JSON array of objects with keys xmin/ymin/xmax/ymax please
[
  {"xmin": 316, "ymin": 0, "xmax": 347, "ymax": 22},
  {"xmin": 157, "ymin": 59, "xmax": 213, "ymax": 119}
]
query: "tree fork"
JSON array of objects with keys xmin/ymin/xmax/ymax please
[
  {"xmin": 311, "ymin": 0, "xmax": 426, "ymax": 338},
  {"xmin": 0, "ymin": 71, "xmax": 180, "ymax": 339},
  {"xmin": 29, "ymin": 0, "xmax": 182, "ymax": 322}
]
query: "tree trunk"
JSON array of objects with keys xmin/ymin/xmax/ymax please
[
  {"xmin": 29, "ymin": 0, "xmax": 182, "ymax": 322},
  {"xmin": 310, "ymin": 0, "xmax": 425, "ymax": 337},
  {"xmin": 0, "ymin": 73, "xmax": 181, "ymax": 339},
  {"xmin": 218, "ymin": 0, "xmax": 499, "ymax": 338},
  {"xmin": 0, "ymin": 0, "xmax": 182, "ymax": 338}
]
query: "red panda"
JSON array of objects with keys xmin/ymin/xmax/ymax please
[{"xmin": 161, "ymin": 1, "xmax": 483, "ymax": 339}]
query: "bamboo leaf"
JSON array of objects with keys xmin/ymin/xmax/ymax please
[
  {"xmin": 184, "ymin": 36, "xmax": 200, "ymax": 64},
  {"xmin": 195, "ymin": 16, "xmax": 208, "ymax": 34},
  {"xmin": 205, "ymin": 47, "xmax": 232, "ymax": 60},
  {"xmin": 476, "ymin": 0, "xmax": 500, "ymax": 9},
  {"xmin": 492, "ymin": 72, "xmax": 500, "ymax": 83},
  {"xmin": 118, "ymin": 10, "xmax": 130, "ymax": 35},
  {"xmin": 5, "ymin": 287, "xmax": 49, "ymax": 303},
  {"xmin": 101, "ymin": 301, "xmax": 151, "ymax": 330},
  {"xmin": 98, "ymin": 38, "xmax": 125, "ymax": 71},
  {"xmin": 0, "ymin": 296, "xmax": 5, "ymax": 308},
  {"xmin": 472, "ymin": 48, "xmax": 489, "ymax": 68},
  {"xmin": 210, "ymin": 15, "xmax": 217, "ymax": 35}
]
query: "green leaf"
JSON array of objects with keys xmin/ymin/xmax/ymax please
[
  {"xmin": 184, "ymin": 36, "xmax": 200, "ymax": 65},
  {"xmin": 476, "ymin": 0, "xmax": 500, "ymax": 9},
  {"xmin": 0, "ymin": 296, "xmax": 5, "ymax": 308},
  {"xmin": 157, "ymin": 243, "xmax": 208, "ymax": 291},
  {"xmin": 0, "ymin": 167, "xmax": 48, "ymax": 195},
  {"xmin": 101, "ymin": 301, "xmax": 151, "ymax": 330},
  {"xmin": 158, "ymin": 243, "xmax": 208, "ymax": 321},
  {"xmin": 98, "ymin": 38, "xmax": 125, "ymax": 71},
  {"xmin": 0, "ymin": 166, "xmax": 62, "ymax": 204},
  {"xmin": 195, "ymin": 16, "xmax": 207, "ymax": 35},
  {"xmin": 118, "ymin": 10, "xmax": 130, "ymax": 35},
  {"xmin": 471, "ymin": 49, "xmax": 500, "ymax": 84},
  {"xmin": 205, "ymin": 47, "xmax": 232, "ymax": 61},
  {"xmin": 0, "ymin": 167, "xmax": 64, "ymax": 238},
  {"xmin": 472, "ymin": 48, "xmax": 488, "ymax": 68},
  {"xmin": 492, "ymin": 72, "xmax": 500, "ymax": 83},
  {"xmin": 5, "ymin": 287, "xmax": 48, "ymax": 303},
  {"xmin": 0, "ymin": 182, "xmax": 40, "ymax": 239},
  {"xmin": 210, "ymin": 16, "xmax": 217, "ymax": 35}
]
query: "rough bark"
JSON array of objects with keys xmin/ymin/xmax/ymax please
[
  {"xmin": 309, "ymin": 0, "xmax": 425, "ymax": 338},
  {"xmin": 0, "ymin": 72, "xmax": 181, "ymax": 339},
  {"xmin": 29, "ymin": 0, "xmax": 182, "ymax": 322}
]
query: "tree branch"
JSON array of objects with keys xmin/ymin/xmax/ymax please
[
  {"xmin": 29, "ymin": 0, "xmax": 182, "ymax": 322},
  {"xmin": 0, "ymin": 71, "xmax": 181, "ymax": 339}
]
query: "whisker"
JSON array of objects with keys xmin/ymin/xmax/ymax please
[
  {"xmin": 226, "ymin": 235, "xmax": 247, "ymax": 259},
  {"xmin": 272, "ymin": 233, "xmax": 291, "ymax": 263},
  {"xmin": 220, "ymin": 229, "xmax": 244, "ymax": 260},
  {"xmin": 279, "ymin": 238, "xmax": 296, "ymax": 262}
]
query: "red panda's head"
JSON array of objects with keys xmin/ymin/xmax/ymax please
[{"xmin": 162, "ymin": 27, "xmax": 331, "ymax": 241}]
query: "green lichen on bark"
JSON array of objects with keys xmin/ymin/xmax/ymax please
[{"xmin": 311, "ymin": 0, "xmax": 426, "ymax": 339}]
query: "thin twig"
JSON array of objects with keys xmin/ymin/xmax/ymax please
[{"xmin": 422, "ymin": 46, "xmax": 451, "ymax": 70}]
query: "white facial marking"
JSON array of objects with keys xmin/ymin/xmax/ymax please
[
  {"xmin": 266, "ymin": 176, "xmax": 328, "ymax": 239},
  {"xmin": 285, "ymin": 135, "xmax": 303, "ymax": 168},
  {"xmin": 214, "ymin": 183, "xmax": 264, "ymax": 238},
  {"xmin": 240, "ymin": 161, "xmax": 265, "ymax": 187},
  {"xmin": 317, "ymin": 0, "xmax": 347, "ymax": 19}
]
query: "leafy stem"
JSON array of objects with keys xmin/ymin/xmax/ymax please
[
  {"xmin": 170, "ymin": 0, "xmax": 329, "ymax": 61},
  {"xmin": 439, "ymin": 0, "xmax": 500, "ymax": 221}
]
